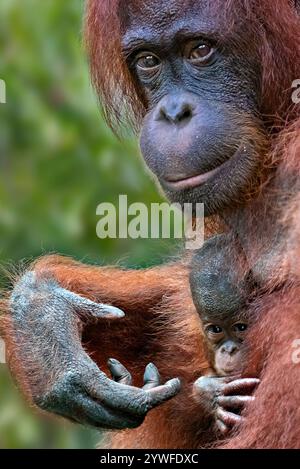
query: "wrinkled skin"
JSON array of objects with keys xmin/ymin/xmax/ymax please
[
  {"xmin": 193, "ymin": 377, "xmax": 258, "ymax": 435},
  {"xmin": 9, "ymin": 272, "xmax": 180, "ymax": 429}
]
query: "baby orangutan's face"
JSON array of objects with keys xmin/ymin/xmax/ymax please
[{"xmin": 202, "ymin": 317, "xmax": 249, "ymax": 376}]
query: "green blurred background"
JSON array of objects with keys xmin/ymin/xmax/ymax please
[{"xmin": 0, "ymin": 0, "xmax": 179, "ymax": 448}]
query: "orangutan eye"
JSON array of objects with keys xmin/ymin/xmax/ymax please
[
  {"xmin": 206, "ymin": 324, "xmax": 223, "ymax": 334},
  {"xmin": 135, "ymin": 52, "xmax": 161, "ymax": 70},
  {"xmin": 233, "ymin": 323, "xmax": 248, "ymax": 332},
  {"xmin": 187, "ymin": 42, "xmax": 215, "ymax": 64}
]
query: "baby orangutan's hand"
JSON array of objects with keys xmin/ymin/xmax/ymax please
[{"xmin": 193, "ymin": 376, "xmax": 260, "ymax": 435}]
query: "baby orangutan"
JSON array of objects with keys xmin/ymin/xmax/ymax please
[{"xmin": 190, "ymin": 235, "xmax": 260, "ymax": 436}]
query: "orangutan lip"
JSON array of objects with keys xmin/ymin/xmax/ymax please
[
  {"xmin": 221, "ymin": 367, "xmax": 236, "ymax": 374},
  {"xmin": 163, "ymin": 144, "xmax": 250, "ymax": 191},
  {"xmin": 164, "ymin": 164, "xmax": 223, "ymax": 190}
]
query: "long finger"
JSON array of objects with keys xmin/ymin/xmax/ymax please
[
  {"xmin": 147, "ymin": 378, "xmax": 181, "ymax": 408},
  {"xmin": 88, "ymin": 373, "xmax": 180, "ymax": 415},
  {"xmin": 59, "ymin": 287, "xmax": 125, "ymax": 320},
  {"xmin": 216, "ymin": 407, "xmax": 244, "ymax": 427},
  {"xmin": 217, "ymin": 395, "xmax": 255, "ymax": 409},
  {"xmin": 107, "ymin": 358, "xmax": 132, "ymax": 385},
  {"xmin": 143, "ymin": 363, "xmax": 160, "ymax": 390},
  {"xmin": 223, "ymin": 378, "xmax": 260, "ymax": 396},
  {"xmin": 216, "ymin": 419, "xmax": 230, "ymax": 436}
]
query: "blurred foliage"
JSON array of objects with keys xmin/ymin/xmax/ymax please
[{"xmin": 0, "ymin": 0, "xmax": 179, "ymax": 448}]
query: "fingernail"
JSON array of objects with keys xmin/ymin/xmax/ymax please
[
  {"xmin": 105, "ymin": 305, "xmax": 125, "ymax": 317},
  {"xmin": 147, "ymin": 363, "xmax": 157, "ymax": 370},
  {"xmin": 108, "ymin": 358, "xmax": 119, "ymax": 365},
  {"xmin": 167, "ymin": 378, "xmax": 181, "ymax": 389}
]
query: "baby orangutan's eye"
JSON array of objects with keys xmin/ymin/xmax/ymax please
[
  {"xmin": 233, "ymin": 323, "xmax": 248, "ymax": 332},
  {"xmin": 206, "ymin": 324, "xmax": 223, "ymax": 334}
]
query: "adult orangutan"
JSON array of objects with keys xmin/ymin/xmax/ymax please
[{"xmin": 1, "ymin": 0, "xmax": 300, "ymax": 449}]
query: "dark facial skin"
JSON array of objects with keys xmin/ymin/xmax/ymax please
[
  {"xmin": 122, "ymin": 1, "xmax": 264, "ymax": 215},
  {"xmin": 203, "ymin": 315, "xmax": 249, "ymax": 376}
]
